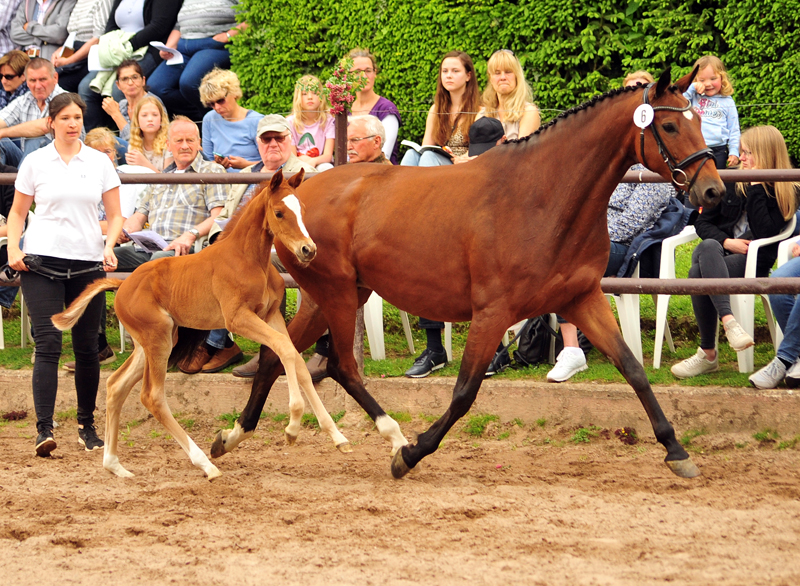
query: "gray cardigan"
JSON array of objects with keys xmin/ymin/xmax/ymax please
[{"xmin": 10, "ymin": 0, "xmax": 77, "ymax": 60}]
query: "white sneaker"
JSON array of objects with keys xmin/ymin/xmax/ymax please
[
  {"xmin": 785, "ymin": 358, "xmax": 800, "ymax": 389},
  {"xmin": 723, "ymin": 318, "xmax": 754, "ymax": 352},
  {"xmin": 671, "ymin": 347, "xmax": 719, "ymax": 379},
  {"xmin": 749, "ymin": 357, "xmax": 787, "ymax": 389},
  {"xmin": 546, "ymin": 347, "xmax": 587, "ymax": 382}
]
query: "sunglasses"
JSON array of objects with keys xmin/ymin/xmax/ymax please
[
  {"xmin": 259, "ymin": 133, "xmax": 289, "ymax": 145},
  {"xmin": 0, "ymin": 73, "xmax": 21, "ymax": 80},
  {"xmin": 211, "ymin": 94, "xmax": 228, "ymax": 107}
]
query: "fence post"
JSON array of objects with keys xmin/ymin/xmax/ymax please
[{"xmin": 335, "ymin": 112, "xmax": 365, "ymax": 378}]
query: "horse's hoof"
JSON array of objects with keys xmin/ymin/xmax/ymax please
[
  {"xmin": 210, "ymin": 432, "xmax": 227, "ymax": 458},
  {"xmin": 285, "ymin": 432, "xmax": 297, "ymax": 446},
  {"xmin": 206, "ymin": 466, "xmax": 222, "ymax": 481},
  {"xmin": 665, "ymin": 457, "xmax": 701, "ymax": 478},
  {"xmin": 391, "ymin": 448, "xmax": 412, "ymax": 479},
  {"xmin": 336, "ymin": 442, "xmax": 353, "ymax": 454}
]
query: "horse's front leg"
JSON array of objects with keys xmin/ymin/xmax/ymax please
[
  {"xmin": 391, "ymin": 315, "xmax": 507, "ymax": 478},
  {"xmin": 563, "ymin": 288, "xmax": 700, "ymax": 478}
]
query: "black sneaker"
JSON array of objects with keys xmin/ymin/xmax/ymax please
[
  {"xmin": 78, "ymin": 424, "xmax": 104, "ymax": 451},
  {"xmin": 404, "ymin": 348, "xmax": 447, "ymax": 378},
  {"xmin": 485, "ymin": 349, "xmax": 511, "ymax": 377},
  {"xmin": 35, "ymin": 430, "xmax": 57, "ymax": 457}
]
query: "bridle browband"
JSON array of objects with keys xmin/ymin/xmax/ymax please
[{"xmin": 639, "ymin": 83, "xmax": 714, "ymax": 193}]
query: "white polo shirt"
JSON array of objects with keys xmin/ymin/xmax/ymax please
[{"xmin": 16, "ymin": 142, "xmax": 121, "ymax": 262}]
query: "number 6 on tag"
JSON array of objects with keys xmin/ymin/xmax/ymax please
[{"xmin": 633, "ymin": 104, "xmax": 654, "ymax": 129}]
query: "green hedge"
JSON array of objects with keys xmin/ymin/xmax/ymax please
[{"xmin": 230, "ymin": 0, "xmax": 800, "ymax": 159}]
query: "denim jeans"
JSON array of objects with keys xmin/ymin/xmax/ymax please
[
  {"xmin": 0, "ymin": 285, "xmax": 18, "ymax": 308},
  {"xmin": 1, "ymin": 135, "xmax": 51, "ymax": 166},
  {"xmin": 148, "ymin": 37, "xmax": 230, "ymax": 121},
  {"xmin": 400, "ymin": 149, "xmax": 453, "ymax": 167},
  {"xmin": 769, "ymin": 257, "xmax": 800, "ymax": 363},
  {"xmin": 79, "ymin": 53, "xmax": 158, "ymax": 131},
  {"xmin": 20, "ymin": 256, "xmax": 104, "ymax": 433}
]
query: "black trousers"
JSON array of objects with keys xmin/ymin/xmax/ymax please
[{"xmin": 21, "ymin": 256, "xmax": 104, "ymax": 433}]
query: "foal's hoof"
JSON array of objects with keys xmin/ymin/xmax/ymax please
[
  {"xmin": 285, "ymin": 432, "xmax": 298, "ymax": 446},
  {"xmin": 210, "ymin": 432, "xmax": 227, "ymax": 458},
  {"xmin": 206, "ymin": 466, "xmax": 223, "ymax": 481},
  {"xmin": 336, "ymin": 442, "xmax": 353, "ymax": 454},
  {"xmin": 390, "ymin": 448, "xmax": 412, "ymax": 479},
  {"xmin": 665, "ymin": 457, "xmax": 701, "ymax": 478}
]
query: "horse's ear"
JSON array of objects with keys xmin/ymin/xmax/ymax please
[
  {"xmin": 269, "ymin": 168, "xmax": 284, "ymax": 193},
  {"xmin": 654, "ymin": 68, "xmax": 672, "ymax": 98},
  {"xmin": 287, "ymin": 168, "xmax": 305, "ymax": 189},
  {"xmin": 675, "ymin": 66, "xmax": 699, "ymax": 93}
]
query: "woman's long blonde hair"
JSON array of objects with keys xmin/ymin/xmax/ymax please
[
  {"xmin": 482, "ymin": 50, "xmax": 536, "ymax": 124},
  {"xmin": 128, "ymin": 96, "xmax": 168, "ymax": 156},
  {"xmin": 290, "ymin": 74, "xmax": 330, "ymax": 134},
  {"xmin": 736, "ymin": 125, "xmax": 799, "ymax": 220}
]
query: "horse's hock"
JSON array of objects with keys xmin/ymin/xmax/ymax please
[{"xmin": 1, "ymin": 369, "xmax": 798, "ymax": 436}]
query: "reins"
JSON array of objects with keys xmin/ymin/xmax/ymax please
[
  {"xmin": 0, "ymin": 255, "xmax": 102, "ymax": 282},
  {"xmin": 639, "ymin": 84, "xmax": 714, "ymax": 193}
]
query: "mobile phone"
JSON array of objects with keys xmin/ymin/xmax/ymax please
[{"xmin": 213, "ymin": 152, "xmax": 225, "ymax": 159}]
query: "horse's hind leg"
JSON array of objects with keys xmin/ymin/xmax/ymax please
[
  {"xmin": 391, "ymin": 316, "xmax": 507, "ymax": 478},
  {"xmin": 140, "ymin": 339, "xmax": 221, "ymax": 479},
  {"xmin": 211, "ymin": 294, "xmax": 329, "ymax": 457},
  {"xmin": 564, "ymin": 289, "xmax": 700, "ymax": 478},
  {"xmin": 104, "ymin": 343, "xmax": 146, "ymax": 478},
  {"xmin": 265, "ymin": 309, "xmax": 350, "ymax": 452}
]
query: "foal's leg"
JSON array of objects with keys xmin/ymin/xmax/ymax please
[
  {"xmin": 324, "ymin": 287, "xmax": 408, "ymax": 455},
  {"xmin": 564, "ymin": 289, "xmax": 700, "ymax": 478},
  {"xmin": 103, "ymin": 342, "xmax": 146, "ymax": 478},
  {"xmin": 139, "ymin": 336, "xmax": 221, "ymax": 480},
  {"xmin": 211, "ymin": 295, "xmax": 329, "ymax": 457},
  {"xmin": 266, "ymin": 309, "xmax": 350, "ymax": 451},
  {"xmin": 391, "ymin": 315, "xmax": 507, "ymax": 478}
]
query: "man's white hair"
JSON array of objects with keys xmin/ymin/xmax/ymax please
[{"xmin": 349, "ymin": 115, "xmax": 385, "ymax": 147}]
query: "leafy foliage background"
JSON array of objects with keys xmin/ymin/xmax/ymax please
[{"xmin": 230, "ymin": 0, "xmax": 800, "ymax": 159}]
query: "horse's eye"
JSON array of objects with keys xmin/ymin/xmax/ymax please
[
  {"xmin": 275, "ymin": 211, "xmax": 284, "ymax": 219},
  {"xmin": 662, "ymin": 122, "xmax": 678, "ymax": 134}
]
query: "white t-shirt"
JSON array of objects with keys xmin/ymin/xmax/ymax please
[{"xmin": 16, "ymin": 142, "xmax": 122, "ymax": 262}]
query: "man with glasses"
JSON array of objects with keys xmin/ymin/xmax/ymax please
[
  {"xmin": 346, "ymin": 115, "xmax": 390, "ymax": 164},
  {"xmin": 0, "ymin": 57, "xmax": 67, "ymax": 166},
  {"xmin": 177, "ymin": 114, "xmax": 317, "ymax": 375},
  {"xmin": 0, "ymin": 49, "xmax": 29, "ymax": 109}
]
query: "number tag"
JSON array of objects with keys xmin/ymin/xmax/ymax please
[{"xmin": 633, "ymin": 104, "xmax": 654, "ymax": 129}]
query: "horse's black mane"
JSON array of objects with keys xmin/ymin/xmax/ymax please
[{"xmin": 504, "ymin": 83, "xmax": 682, "ymax": 145}]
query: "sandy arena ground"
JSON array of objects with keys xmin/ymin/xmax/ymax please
[{"xmin": 1, "ymin": 387, "xmax": 799, "ymax": 586}]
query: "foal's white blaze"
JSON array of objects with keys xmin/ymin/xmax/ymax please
[
  {"xmin": 283, "ymin": 194, "xmax": 310, "ymax": 238},
  {"xmin": 683, "ymin": 109, "xmax": 694, "ymax": 121},
  {"xmin": 375, "ymin": 414, "xmax": 409, "ymax": 455}
]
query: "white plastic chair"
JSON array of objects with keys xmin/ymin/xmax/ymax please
[
  {"xmin": 728, "ymin": 215, "xmax": 796, "ymax": 372},
  {"xmin": 653, "ymin": 225, "xmax": 698, "ymax": 368},
  {"xmin": 606, "ymin": 264, "xmax": 644, "ymax": 365},
  {"xmin": 0, "ymin": 213, "xmax": 33, "ymax": 350}
]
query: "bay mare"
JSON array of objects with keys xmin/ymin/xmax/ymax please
[
  {"xmin": 53, "ymin": 170, "xmax": 351, "ymax": 479},
  {"xmin": 213, "ymin": 69, "xmax": 724, "ymax": 479}
]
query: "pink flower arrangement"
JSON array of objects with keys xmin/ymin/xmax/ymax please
[{"xmin": 325, "ymin": 59, "xmax": 365, "ymax": 116}]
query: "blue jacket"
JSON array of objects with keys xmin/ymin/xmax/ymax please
[{"xmin": 683, "ymin": 86, "xmax": 740, "ymax": 157}]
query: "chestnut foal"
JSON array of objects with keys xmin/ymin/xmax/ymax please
[{"xmin": 53, "ymin": 169, "xmax": 349, "ymax": 479}]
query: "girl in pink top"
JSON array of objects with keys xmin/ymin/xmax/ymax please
[{"xmin": 286, "ymin": 74, "xmax": 335, "ymax": 171}]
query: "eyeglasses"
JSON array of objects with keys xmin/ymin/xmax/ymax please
[
  {"xmin": 0, "ymin": 73, "xmax": 20, "ymax": 80},
  {"xmin": 346, "ymin": 135, "xmax": 375, "ymax": 145},
  {"xmin": 211, "ymin": 94, "xmax": 228, "ymax": 106},
  {"xmin": 118, "ymin": 74, "xmax": 142, "ymax": 84},
  {"xmin": 259, "ymin": 133, "xmax": 289, "ymax": 145},
  {"xmin": 351, "ymin": 68, "xmax": 375, "ymax": 75}
]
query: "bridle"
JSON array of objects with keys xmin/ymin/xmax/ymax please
[{"xmin": 639, "ymin": 83, "xmax": 714, "ymax": 193}]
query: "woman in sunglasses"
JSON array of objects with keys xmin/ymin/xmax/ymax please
[
  {"xmin": 198, "ymin": 68, "xmax": 262, "ymax": 172},
  {"xmin": 0, "ymin": 50, "xmax": 30, "ymax": 109}
]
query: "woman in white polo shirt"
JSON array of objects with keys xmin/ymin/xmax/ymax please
[{"xmin": 5, "ymin": 92, "xmax": 123, "ymax": 457}]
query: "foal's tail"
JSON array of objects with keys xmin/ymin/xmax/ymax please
[{"xmin": 51, "ymin": 279, "xmax": 123, "ymax": 331}]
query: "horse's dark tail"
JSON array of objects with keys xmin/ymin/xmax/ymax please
[{"xmin": 168, "ymin": 327, "xmax": 211, "ymax": 370}]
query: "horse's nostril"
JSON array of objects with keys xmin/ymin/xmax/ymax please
[{"xmin": 302, "ymin": 246, "xmax": 311, "ymax": 257}]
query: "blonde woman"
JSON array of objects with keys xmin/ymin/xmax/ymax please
[
  {"xmin": 623, "ymin": 70, "xmax": 654, "ymax": 87},
  {"xmin": 126, "ymin": 95, "xmax": 171, "ymax": 171},
  {"xmin": 672, "ymin": 125, "xmax": 799, "ymax": 379},
  {"xmin": 286, "ymin": 74, "xmax": 334, "ymax": 171},
  {"xmin": 479, "ymin": 49, "xmax": 540, "ymax": 140},
  {"xmin": 199, "ymin": 68, "xmax": 262, "ymax": 171}
]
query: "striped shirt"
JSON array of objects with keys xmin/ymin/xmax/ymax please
[
  {"xmin": 0, "ymin": 0, "xmax": 23, "ymax": 54},
  {"xmin": 174, "ymin": 0, "xmax": 238, "ymax": 39},
  {"xmin": 136, "ymin": 153, "xmax": 228, "ymax": 241},
  {"xmin": 66, "ymin": 0, "xmax": 113, "ymax": 41}
]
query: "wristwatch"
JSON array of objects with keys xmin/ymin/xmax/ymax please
[{"xmin": 189, "ymin": 228, "xmax": 200, "ymax": 238}]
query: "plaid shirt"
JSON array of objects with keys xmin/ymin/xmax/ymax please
[
  {"xmin": 136, "ymin": 153, "xmax": 228, "ymax": 242},
  {"xmin": 0, "ymin": 84, "xmax": 29, "ymax": 110},
  {"xmin": 0, "ymin": 84, "xmax": 67, "ymax": 127}
]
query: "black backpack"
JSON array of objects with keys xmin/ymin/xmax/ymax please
[{"xmin": 512, "ymin": 315, "xmax": 593, "ymax": 367}]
